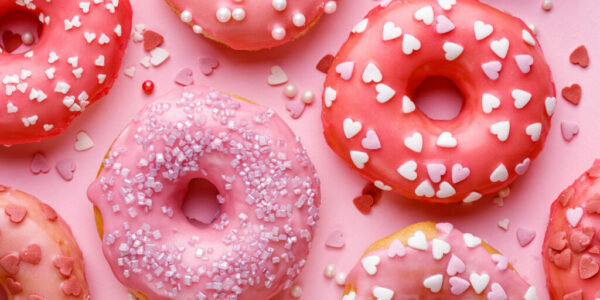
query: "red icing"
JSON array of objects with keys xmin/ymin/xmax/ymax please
[
  {"xmin": 561, "ymin": 84, "xmax": 582, "ymax": 106},
  {"xmin": 53, "ymin": 255, "xmax": 74, "ymax": 277},
  {"xmin": 20, "ymin": 244, "xmax": 42, "ymax": 265},
  {"xmin": 61, "ymin": 276, "xmax": 81, "ymax": 297},
  {"xmin": 5, "ymin": 204, "xmax": 27, "ymax": 223},
  {"xmin": 322, "ymin": 0, "xmax": 555, "ymax": 203},
  {"xmin": 0, "ymin": 0, "xmax": 132, "ymax": 145},
  {"xmin": 0, "ymin": 253, "xmax": 20, "ymax": 275},
  {"xmin": 2, "ymin": 30, "xmax": 22, "ymax": 53}
]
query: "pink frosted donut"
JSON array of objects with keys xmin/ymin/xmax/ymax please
[
  {"xmin": 322, "ymin": 0, "xmax": 555, "ymax": 203},
  {"xmin": 0, "ymin": 0, "xmax": 132, "ymax": 145},
  {"xmin": 343, "ymin": 222, "xmax": 538, "ymax": 299},
  {"xmin": 0, "ymin": 185, "xmax": 90, "ymax": 299},
  {"xmin": 87, "ymin": 85, "xmax": 321, "ymax": 299},
  {"xmin": 543, "ymin": 160, "xmax": 600, "ymax": 299},
  {"xmin": 165, "ymin": 0, "xmax": 338, "ymax": 50}
]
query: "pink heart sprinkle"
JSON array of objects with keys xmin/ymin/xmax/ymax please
[
  {"xmin": 435, "ymin": 15, "xmax": 455, "ymax": 34},
  {"xmin": 515, "ymin": 54, "xmax": 534, "ymax": 73},
  {"xmin": 446, "ymin": 254, "xmax": 466, "ymax": 276},
  {"xmin": 449, "ymin": 276, "xmax": 470, "ymax": 295},
  {"xmin": 451, "ymin": 163, "xmax": 470, "ymax": 183},
  {"xmin": 200, "ymin": 57, "xmax": 219, "ymax": 76},
  {"xmin": 56, "ymin": 159, "xmax": 76, "ymax": 181},
  {"xmin": 31, "ymin": 152, "xmax": 50, "ymax": 174},
  {"xmin": 387, "ymin": 239, "xmax": 406, "ymax": 258},
  {"xmin": 435, "ymin": 222, "xmax": 454, "ymax": 234},
  {"xmin": 515, "ymin": 158, "xmax": 531, "ymax": 175},
  {"xmin": 361, "ymin": 130, "xmax": 381, "ymax": 150},
  {"xmin": 325, "ymin": 230, "xmax": 345, "ymax": 248},
  {"xmin": 174, "ymin": 68, "xmax": 194, "ymax": 86},
  {"xmin": 517, "ymin": 227, "xmax": 536, "ymax": 247},
  {"xmin": 561, "ymin": 121, "xmax": 579, "ymax": 141},
  {"xmin": 335, "ymin": 61, "xmax": 354, "ymax": 80},
  {"xmin": 285, "ymin": 100, "xmax": 306, "ymax": 120},
  {"xmin": 487, "ymin": 283, "xmax": 507, "ymax": 300},
  {"xmin": 481, "ymin": 61, "xmax": 502, "ymax": 80},
  {"xmin": 491, "ymin": 254, "xmax": 509, "ymax": 271},
  {"xmin": 427, "ymin": 163, "xmax": 446, "ymax": 183}
]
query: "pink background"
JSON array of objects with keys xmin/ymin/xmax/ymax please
[{"xmin": 0, "ymin": 0, "xmax": 596, "ymax": 298}]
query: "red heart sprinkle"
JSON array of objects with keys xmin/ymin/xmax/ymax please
[
  {"xmin": 42, "ymin": 203, "xmax": 58, "ymax": 221},
  {"xmin": 5, "ymin": 205, "xmax": 27, "ymax": 223},
  {"xmin": 579, "ymin": 254, "xmax": 599, "ymax": 279},
  {"xmin": 61, "ymin": 276, "xmax": 82, "ymax": 296},
  {"xmin": 53, "ymin": 256, "xmax": 75, "ymax": 277},
  {"xmin": 316, "ymin": 54, "xmax": 334, "ymax": 74},
  {"xmin": 2, "ymin": 30, "xmax": 23, "ymax": 53},
  {"xmin": 589, "ymin": 246, "xmax": 600, "ymax": 254},
  {"xmin": 143, "ymin": 30, "xmax": 164, "ymax": 51},
  {"xmin": 5, "ymin": 277, "xmax": 23, "ymax": 295},
  {"xmin": 551, "ymin": 248, "xmax": 572, "ymax": 270},
  {"xmin": 562, "ymin": 84, "xmax": 582, "ymax": 105},
  {"xmin": 0, "ymin": 253, "xmax": 21, "ymax": 274},
  {"xmin": 548, "ymin": 231, "xmax": 567, "ymax": 251},
  {"xmin": 563, "ymin": 290, "xmax": 582, "ymax": 300},
  {"xmin": 28, "ymin": 294, "xmax": 44, "ymax": 300},
  {"xmin": 570, "ymin": 230, "xmax": 592, "ymax": 253},
  {"xmin": 559, "ymin": 188, "xmax": 575, "ymax": 207},
  {"xmin": 353, "ymin": 195, "xmax": 374, "ymax": 214},
  {"xmin": 20, "ymin": 244, "xmax": 42, "ymax": 265},
  {"xmin": 586, "ymin": 199, "xmax": 600, "ymax": 214},
  {"xmin": 362, "ymin": 182, "xmax": 382, "ymax": 204},
  {"xmin": 570, "ymin": 45, "xmax": 590, "ymax": 68}
]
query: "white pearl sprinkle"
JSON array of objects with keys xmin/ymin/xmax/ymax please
[
  {"xmin": 21, "ymin": 32, "xmax": 34, "ymax": 45},
  {"xmin": 292, "ymin": 13, "xmax": 306, "ymax": 27},
  {"xmin": 335, "ymin": 272, "xmax": 347, "ymax": 285},
  {"xmin": 324, "ymin": 264, "xmax": 336, "ymax": 278},
  {"xmin": 284, "ymin": 84, "xmax": 297, "ymax": 98},
  {"xmin": 272, "ymin": 0, "xmax": 287, "ymax": 11},
  {"xmin": 542, "ymin": 0, "xmax": 552, "ymax": 11},
  {"xmin": 232, "ymin": 8, "xmax": 246, "ymax": 21},
  {"xmin": 301, "ymin": 90, "xmax": 315, "ymax": 104},
  {"xmin": 290, "ymin": 285, "xmax": 302, "ymax": 298},
  {"xmin": 180, "ymin": 10, "xmax": 193, "ymax": 23},
  {"xmin": 272, "ymin": 26, "xmax": 286, "ymax": 40},
  {"xmin": 216, "ymin": 7, "xmax": 232, "ymax": 23},
  {"xmin": 324, "ymin": 1, "xmax": 337, "ymax": 14}
]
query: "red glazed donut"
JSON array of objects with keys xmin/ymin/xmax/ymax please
[
  {"xmin": 543, "ymin": 160, "xmax": 600, "ymax": 299},
  {"xmin": 343, "ymin": 222, "xmax": 538, "ymax": 299},
  {"xmin": 165, "ymin": 0, "xmax": 338, "ymax": 50},
  {"xmin": 0, "ymin": 185, "xmax": 90, "ymax": 299},
  {"xmin": 88, "ymin": 85, "xmax": 321, "ymax": 299},
  {"xmin": 322, "ymin": 0, "xmax": 555, "ymax": 203},
  {"xmin": 0, "ymin": 0, "xmax": 132, "ymax": 145}
]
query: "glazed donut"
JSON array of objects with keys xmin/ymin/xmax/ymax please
[
  {"xmin": 543, "ymin": 160, "xmax": 600, "ymax": 299},
  {"xmin": 87, "ymin": 85, "xmax": 321, "ymax": 299},
  {"xmin": 0, "ymin": 185, "xmax": 89, "ymax": 299},
  {"xmin": 343, "ymin": 222, "xmax": 538, "ymax": 299},
  {"xmin": 165, "ymin": 0, "xmax": 338, "ymax": 50},
  {"xmin": 322, "ymin": 0, "xmax": 555, "ymax": 203},
  {"xmin": 0, "ymin": 0, "xmax": 132, "ymax": 145}
]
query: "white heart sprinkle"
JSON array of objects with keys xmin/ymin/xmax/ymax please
[
  {"xmin": 482, "ymin": 93, "xmax": 500, "ymax": 114},
  {"xmin": 374, "ymin": 180, "xmax": 392, "ymax": 191},
  {"xmin": 490, "ymin": 164, "xmax": 509, "ymax": 182},
  {"xmin": 566, "ymin": 207, "xmax": 583, "ymax": 227},
  {"xmin": 397, "ymin": 161, "xmax": 418, "ymax": 181},
  {"xmin": 436, "ymin": 181, "xmax": 456, "ymax": 199},
  {"xmin": 515, "ymin": 54, "xmax": 534, "ymax": 73},
  {"xmin": 423, "ymin": 274, "xmax": 444, "ymax": 293},
  {"xmin": 402, "ymin": 96, "xmax": 416, "ymax": 113},
  {"xmin": 463, "ymin": 192, "xmax": 482, "ymax": 203},
  {"xmin": 436, "ymin": 132, "xmax": 457, "ymax": 148},
  {"xmin": 75, "ymin": 131, "xmax": 94, "ymax": 151},
  {"xmin": 463, "ymin": 233, "xmax": 482, "ymax": 248},
  {"xmin": 469, "ymin": 272, "xmax": 490, "ymax": 294},
  {"xmin": 343, "ymin": 118, "xmax": 362, "ymax": 139},
  {"xmin": 512, "ymin": 89, "xmax": 532, "ymax": 109},
  {"xmin": 382, "ymin": 21, "xmax": 402, "ymax": 41},
  {"xmin": 437, "ymin": 0, "xmax": 456, "ymax": 10},
  {"xmin": 342, "ymin": 291, "xmax": 356, "ymax": 300},
  {"xmin": 524, "ymin": 286, "xmax": 538, "ymax": 300},
  {"xmin": 545, "ymin": 97, "xmax": 556, "ymax": 116},
  {"xmin": 150, "ymin": 48, "xmax": 170, "ymax": 66},
  {"xmin": 79, "ymin": 1, "xmax": 91, "ymax": 13},
  {"xmin": 415, "ymin": 180, "xmax": 435, "ymax": 198},
  {"xmin": 427, "ymin": 163, "xmax": 446, "ymax": 183},
  {"xmin": 432, "ymin": 239, "xmax": 451, "ymax": 260},
  {"xmin": 350, "ymin": 151, "xmax": 369, "ymax": 169},
  {"xmin": 94, "ymin": 55, "xmax": 105, "ymax": 67},
  {"xmin": 443, "ymin": 42, "xmax": 464, "ymax": 61},
  {"xmin": 490, "ymin": 38, "xmax": 510, "ymax": 59},
  {"xmin": 361, "ymin": 255, "xmax": 381, "ymax": 275},
  {"xmin": 526, "ymin": 123, "xmax": 542, "ymax": 142},
  {"xmin": 403, "ymin": 34, "xmax": 421, "ymax": 55},
  {"xmin": 372, "ymin": 286, "xmax": 394, "ymax": 300},
  {"xmin": 490, "ymin": 121, "xmax": 510, "ymax": 142},
  {"xmin": 414, "ymin": 6, "xmax": 434, "ymax": 25},
  {"xmin": 498, "ymin": 218, "xmax": 510, "ymax": 230},
  {"xmin": 43, "ymin": 124, "xmax": 54, "ymax": 132},
  {"xmin": 481, "ymin": 61, "xmax": 502, "ymax": 80},
  {"xmin": 324, "ymin": 87, "xmax": 337, "ymax": 107},
  {"xmin": 474, "ymin": 21, "xmax": 493, "ymax": 40},
  {"xmin": 404, "ymin": 132, "xmax": 423, "ymax": 153},
  {"xmin": 522, "ymin": 29, "xmax": 536, "ymax": 46},
  {"xmin": 408, "ymin": 230, "xmax": 428, "ymax": 250},
  {"xmin": 67, "ymin": 56, "xmax": 79, "ymax": 67},
  {"xmin": 352, "ymin": 19, "xmax": 369, "ymax": 34},
  {"xmin": 362, "ymin": 63, "xmax": 383, "ymax": 83},
  {"xmin": 84, "ymin": 32, "xmax": 96, "ymax": 43},
  {"xmin": 376, "ymin": 83, "xmax": 396, "ymax": 103},
  {"xmin": 6, "ymin": 102, "xmax": 18, "ymax": 113},
  {"xmin": 335, "ymin": 61, "xmax": 355, "ymax": 80}
]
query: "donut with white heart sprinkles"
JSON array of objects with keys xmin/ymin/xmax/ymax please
[{"xmin": 321, "ymin": 0, "xmax": 555, "ymax": 203}]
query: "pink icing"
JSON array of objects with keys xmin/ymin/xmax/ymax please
[
  {"xmin": 344, "ymin": 222, "xmax": 537, "ymax": 299},
  {"xmin": 87, "ymin": 85, "xmax": 321, "ymax": 299},
  {"xmin": 165, "ymin": 0, "xmax": 338, "ymax": 50},
  {"xmin": 321, "ymin": 0, "xmax": 556, "ymax": 203},
  {"xmin": 543, "ymin": 159, "xmax": 600, "ymax": 299},
  {"xmin": 0, "ymin": 186, "xmax": 90, "ymax": 299},
  {"xmin": 0, "ymin": 0, "xmax": 132, "ymax": 145}
]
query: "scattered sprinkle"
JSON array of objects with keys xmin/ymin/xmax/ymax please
[
  {"xmin": 353, "ymin": 194, "xmax": 374, "ymax": 214},
  {"xmin": 143, "ymin": 30, "xmax": 164, "ymax": 51},
  {"xmin": 174, "ymin": 68, "xmax": 194, "ymax": 86},
  {"xmin": 56, "ymin": 159, "xmax": 76, "ymax": 181},
  {"xmin": 517, "ymin": 227, "xmax": 536, "ymax": 247},
  {"xmin": 199, "ymin": 57, "xmax": 219, "ymax": 76},
  {"xmin": 285, "ymin": 99, "xmax": 306, "ymax": 119},
  {"xmin": 561, "ymin": 84, "xmax": 582, "ymax": 105},
  {"xmin": 561, "ymin": 121, "xmax": 579, "ymax": 142},
  {"xmin": 31, "ymin": 152, "xmax": 50, "ymax": 174},
  {"xmin": 74, "ymin": 131, "xmax": 94, "ymax": 151},
  {"xmin": 316, "ymin": 54, "xmax": 335, "ymax": 73},
  {"xmin": 570, "ymin": 45, "xmax": 589, "ymax": 68},
  {"xmin": 325, "ymin": 229, "xmax": 345, "ymax": 248},
  {"xmin": 498, "ymin": 219, "xmax": 510, "ymax": 231},
  {"xmin": 267, "ymin": 65, "xmax": 288, "ymax": 86},
  {"xmin": 142, "ymin": 80, "xmax": 155, "ymax": 94}
]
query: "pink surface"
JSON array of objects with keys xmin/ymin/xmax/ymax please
[{"xmin": 0, "ymin": 0, "xmax": 596, "ymax": 299}]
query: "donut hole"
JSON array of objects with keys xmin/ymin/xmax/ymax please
[
  {"xmin": 0, "ymin": 10, "xmax": 43, "ymax": 54},
  {"xmin": 413, "ymin": 76, "xmax": 464, "ymax": 121},
  {"xmin": 181, "ymin": 178, "xmax": 222, "ymax": 226}
]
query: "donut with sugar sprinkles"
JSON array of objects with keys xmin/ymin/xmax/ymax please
[
  {"xmin": 543, "ymin": 160, "xmax": 600, "ymax": 299},
  {"xmin": 343, "ymin": 222, "xmax": 538, "ymax": 299},
  {"xmin": 322, "ymin": 0, "xmax": 555, "ymax": 203},
  {"xmin": 164, "ymin": 0, "xmax": 338, "ymax": 50},
  {"xmin": 87, "ymin": 85, "xmax": 321, "ymax": 299},
  {"xmin": 0, "ymin": 0, "xmax": 132, "ymax": 145},
  {"xmin": 0, "ymin": 185, "xmax": 90, "ymax": 299}
]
